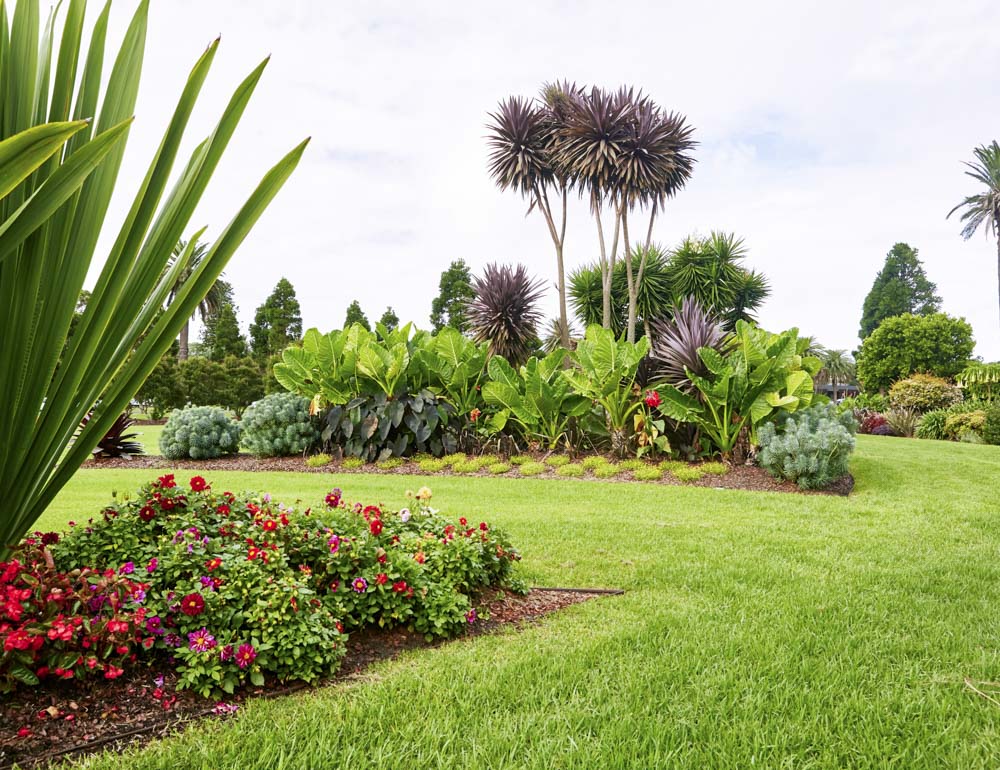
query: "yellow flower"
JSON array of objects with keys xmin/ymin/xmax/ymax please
[{"xmin": 416, "ymin": 486, "xmax": 432, "ymax": 500}]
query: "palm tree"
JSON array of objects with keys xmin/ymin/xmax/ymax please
[
  {"xmin": 818, "ymin": 349, "xmax": 856, "ymax": 400},
  {"xmin": 948, "ymin": 141, "xmax": 1000, "ymax": 327},
  {"xmin": 167, "ymin": 239, "xmax": 229, "ymax": 360}
]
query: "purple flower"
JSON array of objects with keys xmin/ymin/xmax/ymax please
[
  {"xmin": 131, "ymin": 588, "xmax": 146, "ymax": 603},
  {"xmin": 146, "ymin": 616, "xmax": 164, "ymax": 635},
  {"xmin": 119, "ymin": 561, "xmax": 135, "ymax": 575},
  {"xmin": 146, "ymin": 558, "xmax": 158, "ymax": 573},
  {"xmin": 163, "ymin": 633, "xmax": 182, "ymax": 649},
  {"xmin": 262, "ymin": 493, "xmax": 271, "ymax": 503},
  {"xmin": 219, "ymin": 644, "xmax": 234, "ymax": 662},
  {"xmin": 154, "ymin": 674, "xmax": 165, "ymax": 688},
  {"xmin": 465, "ymin": 609, "xmax": 477, "ymax": 625},
  {"xmin": 212, "ymin": 702, "xmax": 239, "ymax": 714},
  {"xmin": 188, "ymin": 628, "xmax": 217, "ymax": 653}
]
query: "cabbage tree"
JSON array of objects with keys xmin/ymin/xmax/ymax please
[{"xmin": 0, "ymin": 0, "xmax": 307, "ymax": 556}]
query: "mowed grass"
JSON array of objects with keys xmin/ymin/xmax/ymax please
[{"xmin": 34, "ymin": 436, "xmax": 1000, "ymax": 769}]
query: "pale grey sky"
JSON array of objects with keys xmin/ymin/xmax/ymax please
[{"xmin": 94, "ymin": 0, "xmax": 1000, "ymax": 358}]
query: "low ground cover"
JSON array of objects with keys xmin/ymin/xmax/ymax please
[{"xmin": 10, "ymin": 436, "xmax": 1000, "ymax": 768}]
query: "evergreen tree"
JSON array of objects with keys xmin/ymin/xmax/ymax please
[
  {"xmin": 430, "ymin": 259, "xmax": 474, "ymax": 333},
  {"xmin": 859, "ymin": 243, "xmax": 941, "ymax": 340},
  {"xmin": 250, "ymin": 278, "xmax": 303, "ymax": 360},
  {"xmin": 344, "ymin": 300, "xmax": 370, "ymax": 330},
  {"xmin": 202, "ymin": 301, "xmax": 247, "ymax": 361},
  {"xmin": 378, "ymin": 306, "xmax": 399, "ymax": 332}
]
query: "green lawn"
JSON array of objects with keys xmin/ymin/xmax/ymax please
[{"xmin": 37, "ymin": 436, "xmax": 1000, "ymax": 769}]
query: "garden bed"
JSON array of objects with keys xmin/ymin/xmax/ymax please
[
  {"xmin": 84, "ymin": 454, "xmax": 854, "ymax": 496},
  {"xmin": 0, "ymin": 587, "xmax": 611, "ymax": 770}
]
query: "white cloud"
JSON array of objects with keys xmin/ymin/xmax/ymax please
[{"xmin": 86, "ymin": 0, "xmax": 1000, "ymax": 358}]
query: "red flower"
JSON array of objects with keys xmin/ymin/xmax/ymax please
[
  {"xmin": 103, "ymin": 665, "xmax": 124, "ymax": 680},
  {"xmin": 205, "ymin": 558, "xmax": 223, "ymax": 571},
  {"xmin": 392, "ymin": 580, "xmax": 408, "ymax": 593},
  {"xmin": 247, "ymin": 547, "xmax": 261, "ymax": 561},
  {"xmin": 362, "ymin": 505, "xmax": 381, "ymax": 519},
  {"xmin": 413, "ymin": 552, "xmax": 426, "ymax": 564},
  {"xmin": 16, "ymin": 727, "xmax": 31, "ymax": 738},
  {"xmin": 138, "ymin": 505, "xmax": 156, "ymax": 522},
  {"xmin": 262, "ymin": 519, "xmax": 278, "ymax": 532},
  {"xmin": 375, "ymin": 573, "xmax": 388, "ymax": 586},
  {"xmin": 479, "ymin": 522, "xmax": 489, "ymax": 532},
  {"xmin": 190, "ymin": 476, "xmax": 209, "ymax": 492},
  {"xmin": 217, "ymin": 504, "xmax": 231, "ymax": 515},
  {"xmin": 335, "ymin": 621, "xmax": 345, "ymax": 634},
  {"xmin": 369, "ymin": 519, "xmax": 383, "ymax": 536},
  {"xmin": 180, "ymin": 593, "xmax": 205, "ymax": 616},
  {"xmin": 40, "ymin": 532, "xmax": 60, "ymax": 546},
  {"xmin": 644, "ymin": 389, "xmax": 661, "ymax": 408},
  {"xmin": 469, "ymin": 408, "xmax": 481, "ymax": 422},
  {"xmin": 459, "ymin": 517, "xmax": 467, "ymax": 526}
]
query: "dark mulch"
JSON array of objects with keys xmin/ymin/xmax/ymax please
[
  {"xmin": 84, "ymin": 453, "xmax": 853, "ymax": 496},
  {"xmin": 0, "ymin": 588, "xmax": 613, "ymax": 770}
]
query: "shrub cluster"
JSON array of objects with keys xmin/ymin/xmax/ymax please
[
  {"xmin": 983, "ymin": 404, "xmax": 1000, "ymax": 446},
  {"xmin": 241, "ymin": 393, "xmax": 318, "ymax": 457},
  {"xmin": 889, "ymin": 374, "xmax": 962, "ymax": 413},
  {"xmin": 758, "ymin": 405, "xmax": 857, "ymax": 489},
  {"xmin": 916, "ymin": 400, "xmax": 992, "ymax": 442},
  {"xmin": 160, "ymin": 406, "xmax": 241, "ymax": 460},
  {"xmin": 50, "ymin": 476, "xmax": 522, "ymax": 696},
  {"xmin": 1, "ymin": 538, "xmax": 147, "ymax": 692}
]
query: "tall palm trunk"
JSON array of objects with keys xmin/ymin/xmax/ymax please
[
  {"xmin": 178, "ymin": 320, "xmax": 190, "ymax": 361},
  {"xmin": 996, "ymin": 236, "xmax": 1000, "ymax": 327}
]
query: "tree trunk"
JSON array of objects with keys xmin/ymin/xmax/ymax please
[
  {"xmin": 996, "ymin": 236, "xmax": 1000, "ymax": 330},
  {"xmin": 178, "ymin": 320, "xmax": 190, "ymax": 361},
  {"xmin": 596, "ymin": 213, "xmax": 611, "ymax": 329},
  {"xmin": 557, "ymin": 186, "xmax": 570, "ymax": 349},
  {"xmin": 622, "ymin": 208, "xmax": 636, "ymax": 343}
]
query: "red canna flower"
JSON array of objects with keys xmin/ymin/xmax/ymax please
[{"xmin": 644, "ymin": 389, "xmax": 661, "ymax": 408}]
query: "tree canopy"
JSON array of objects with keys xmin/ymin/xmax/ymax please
[
  {"xmin": 859, "ymin": 243, "xmax": 940, "ymax": 340},
  {"xmin": 344, "ymin": 300, "xmax": 371, "ymax": 331},
  {"xmin": 856, "ymin": 312, "xmax": 974, "ymax": 391},
  {"xmin": 430, "ymin": 259, "xmax": 474, "ymax": 333},
  {"xmin": 202, "ymin": 301, "xmax": 247, "ymax": 360},
  {"xmin": 250, "ymin": 278, "xmax": 303, "ymax": 360}
]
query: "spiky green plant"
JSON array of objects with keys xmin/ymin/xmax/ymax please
[{"xmin": 0, "ymin": 0, "xmax": 306, "ymax": 556}]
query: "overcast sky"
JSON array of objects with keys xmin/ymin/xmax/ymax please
[{"xmin": 92, "ymin": 0, "xmax": 1000, "ymax": 359}]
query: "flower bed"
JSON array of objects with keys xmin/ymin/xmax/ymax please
[{"xmin": 3, "ymin": 477, "xmax": 522, "ymax": 701}]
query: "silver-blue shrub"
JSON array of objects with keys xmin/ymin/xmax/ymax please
[
  {"xmin": 160, "ymin": 406, "xmax": 241, "ymax": 460},
  {"xmin": 241, "ymin": 393, "xmax": 319, "ymax": 457},
  {"xmin": 757, "ymin": 404, "xmax": 857, "ymax": 490}
]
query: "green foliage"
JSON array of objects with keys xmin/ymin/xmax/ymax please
[
  {"xmin": 958, "ymin": 362, "xmax": 1000, "ymax": 399},
  {"xmin": 341, "ymin": 458, "xmax": 364, "ymax": 470},
  {"xmin": 593, "ymin": 463, "xmax": 621, "ymax": 478},
  {"xmin": 305, "ymin": 453, "xmax": 332, "ymax": 468},
  {"xmin": 508, "ymin": 455, "xmax": 532, "ymax": 466},
  {"xmin": 671, "ymin": 466, "xmax": 705, "ymax": 482},
  {"xmin": 885, "ymin": 408, "xmax": 919, "ymax": 438},
  {"xmin": 915, "ymin": 409, "xmax": 949, "ymax": 440},
  {"xmin": 518, "ymin": 461, "xmax": 547, "ymax": 476},
  {"xmin": 656, "ymin": 322, "xmax": 822, "ymax": 457},
  {"xmin": 201, "ymin": 301, "xmax": 247, "ymax": 360},
  {"xmin": 418, "ymin": 458, "xmax": 447, "ymax": 473},
  {"xmin": 430, "ymin": 260, "xmax": 475, "ymax": 333},
  {"xmin": 757, "ymin": 404, "xmax": 857, "ymax": 489},
  {"xmin": 176, "ymin": 356, "xmax": 229, "ymax": 408},
  {"xmin": 378, "ymin": 307, "xmax": 400, "ymax": 333},
  {"xmin": 859, "ymin": 243, "xmax": 941, "ymax": 340},
  {"xmin": 344, "ymin": 300, "xmax": 371, "ymax": 331},
  {"xmin": 487, "ymin": 462, "xmax": 512, "ymax": 475},
  {"xmin": 838, "ymin": 393, "xmax": 890, "ymax": 413},
  {"xmin": 545, "ymin": 455, "xmax": 571, "ymax": 467},
  {"xmin": 250, "ymin": 278, "xmax": 303, "ymax": 360},
  {"xmin": 618, "ymin": 459, "xmax": 647, "ymax": 471},
  {"xmin": 889, "ymin": 374, "xmax": 963, "ymax": 413},
  {"xmin": 221, "ymin": 356, "xmax": 266, "ymax": 418},
  {"xmin": 555, "ymin": 463, "xmax": 585, "ymax": 477},
  {"xmin": 376, "ymin": 457, "xmax": 404, "ymax": 470},
  {"xmin": 943, "ymin": 411, "xmax": 986, "ymax": 440},
  {"xmin": 135, "ymin": 356, "xmax": 182, "ymax": 420},
  {"xmin": 440, "ymin": 453, "xmax": 468, "ymax": 467},
  {"xmin": 482, "ymin": 351, "xmax": 589, "ymax": 449},
  {"xmin": 320, "ymin": 390, "xmax": 458, "ymax": 462},
  {"xmin": 159, "ymin": 406, "xmax": 241, "ymax": 460},
  {"xmin": 564, "ymin": 325, "xmax": 650, "ymax": 455},
  {"xmin": 632, "ymin": 466, "xmax": 663, "ymax": 481},
  {"xmin": 701, "ymin": 461, "xmax": 728, "ymax": 476},
  {"xmin": 982, "ymin": 404, "xmax": 1000, "ymax": 445},
  {"xmin": 0, "ymin": 2, "xmax": 306, "ymax": 555},
  {"xmin": 241, "ymin": 393, "xmax": 318, "ymax": 458},
  {"xmin": 581, "ymin": 456, "xmax": 610, "ymax": 470},
  {"xmin": 856, "ymin": 313, "xmax": 975, "ymax": 392}
]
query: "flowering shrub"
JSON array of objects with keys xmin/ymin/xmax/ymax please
[
  {"xmin": 159, "ymin": 406, "xmax": 241, "ymax": 460},
  {"xmin": 888, "ymin": 373, "xmax": 962, "ymax": 413},
  {"xmin": 53, "ymin": 476, "xmax": 522, "ymax": 696},
  {"xmin": 241, "ymin": 393, "xmax": 319, "ymax": 457},
  {"xmin": 1, "ymin": 539, "xmax": 147, "ymax": 692}
]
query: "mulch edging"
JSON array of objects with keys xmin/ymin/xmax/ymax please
[
  {"xmin": 83, "ymin": 454, "xmax": 854, "ymax": 496},
  {"xmin": 0, "ymin": 588, "xmax": 615, "ymax": 770}
]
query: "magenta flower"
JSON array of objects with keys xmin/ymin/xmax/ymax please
[
  {"xmin": 146, "ymin": 558, "xmax": 158, "ymax": 574},
  {"xmin": 235, "ymin": 643, "xmax": 257, "ymax": 669},
  {"xmin": 352, "ymin": 577, "xmax": 368, "ymax": 593},
  {"xmin": 219, "ymin": 644, "xmax": 234, "ymax": 662},
  {"xmin": 188, "ymin": 628, "xmax": 217, "ymax": 653},
  {"xmin": 119, "ymin": 561, "xmax": 135, "ymax": 575},
  {"xmin": 328, "ymin": 534, "xmax": 340, "ymax": 554},
  {"xmin": 465, "ymin": 609, "xmax": 477, "ymax": 624}
]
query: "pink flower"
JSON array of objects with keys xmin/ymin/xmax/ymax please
[
  {"xmin": 188, "ymin": 628, "xmax": 217, "ymax": 653},
  {"xmin": 328, "ymin": 534, "xmax": 341, "ymax": 554},
  {"xmin": 235, "ymin": 644, "xmax": 257, "ymax": 669},
  {"xmin": 352, "ymin": 577, "xmax": 368, "ymax": 593}
]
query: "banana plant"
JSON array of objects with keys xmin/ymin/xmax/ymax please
[
  {"xmin": 562, "ymin": 325, "xmax": 650, "ymax": 456},
  {"xmin": 482, "ymin": 351, "xmax": 590, "ymax": 449},
  {"xmin": 655, "ymin": 322, "xmax": 821, "ymax": 458},
  {"xmin": 0, "ymin": 0, "xmax": 307, "ymax": 556}
]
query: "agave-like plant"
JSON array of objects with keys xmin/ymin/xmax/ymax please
[
  {"xmin": 467, "ymin": 263, "xmax": 545, "ymax": 367},
  {"xmin": 648, "ymin": 297, "xmax": 727, "ymax": 391},
  {"xmin": 0, "ymin": 0, "xmax": 306, "ymax": 556},
  {"xmin": 90, "ymin": 409, "xmax": 144, "ymax": 459}
]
